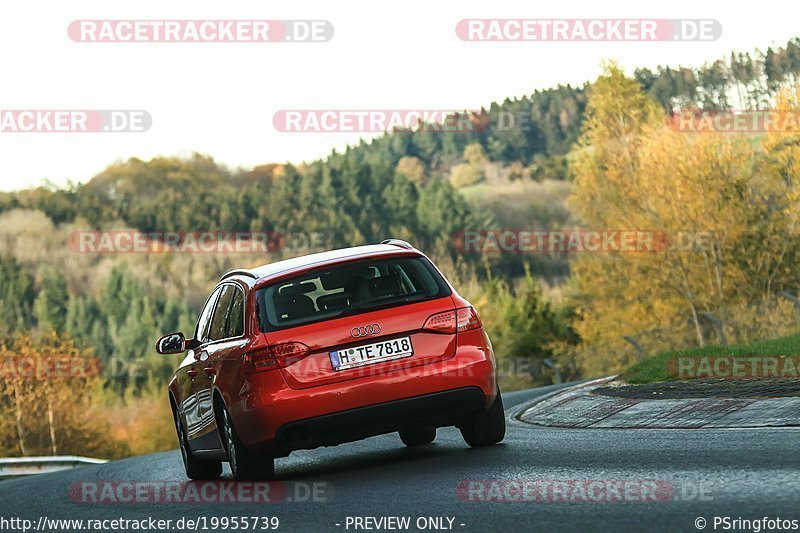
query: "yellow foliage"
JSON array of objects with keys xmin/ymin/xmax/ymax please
[
  {"xmin": 449, "ymin": 163, "xmax": 485, "ymax": 188},
  {"xmin": 100, "ymin": 389, "xmax": 176, "ymax": 456},
  {"xmin": 0, "ymin": 334, "xmax": 130, "ymax": 458},
  {"xmin": 569, "ymin": 65, "xmax": 800, "ymax": 376},
  {"xmin": 395, "ymin": 156, "xmax": 426, "ymax": 184}
]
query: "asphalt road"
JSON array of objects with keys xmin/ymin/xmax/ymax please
[{"xmin": 1, "ymin": 382, "xmax": 799, "ymax": 533}]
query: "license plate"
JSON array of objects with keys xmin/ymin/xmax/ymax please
[{"xmin": 330, "ymin": 336, "xmax": 414, "ymax": 371}]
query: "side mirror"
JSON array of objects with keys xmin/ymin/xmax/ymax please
[{"xmin": 155, "ymin": 332, "xmax": 186, "ymax": 355}]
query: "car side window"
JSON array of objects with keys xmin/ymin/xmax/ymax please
[
  {"xmin": 225, "ymin": 287, "xmax": 245, "ymax": 338},
  {"xmin": 208, "ymin": 285, "xmax": 236, "ymax": 342},
  {"xmin": 195, "ymin": 287, "xmax": 222, "ymax": 344}
]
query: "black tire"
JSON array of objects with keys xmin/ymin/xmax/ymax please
[
  {"xmin": 221, "ymin": 406, "xmax": 275, "ymax": 480},
  {"xmin": 399, "ymin": 426, "xmax": 436, "ymax": 446},
  {"xmin": 172, "ymin": 404, "xmax": 222, "ymax": 480},
  {"xmin": 459, "ymin": 390, "xmax": 506, "ymax": 447}
]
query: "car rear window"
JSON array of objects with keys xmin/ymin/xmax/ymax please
[{"xmin": 256, "ymin": 256, "xmax": 451, "ymax": 331}]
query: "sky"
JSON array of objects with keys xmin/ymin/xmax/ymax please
[{"xmin": 0, "ymin": 0, "xmax": 798, "ymax": 191}]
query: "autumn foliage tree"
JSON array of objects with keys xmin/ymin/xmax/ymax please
[
  {"xmin": 568, "ymin": 64, "xmax": 800, "ymax": 375},
  {"xmin": 0, "ymin": 334, "xmax": 129, "ymax": 458}
]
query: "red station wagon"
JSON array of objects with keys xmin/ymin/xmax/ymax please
[{"xmin": 157, "ymin": 239, "xmax": 505, "ymax": 480}]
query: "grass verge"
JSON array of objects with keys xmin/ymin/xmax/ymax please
[{"xmin": 619, "ymin": 333, "xmax": 800, "ymax": 384}]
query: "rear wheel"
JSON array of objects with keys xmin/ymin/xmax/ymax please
[
  {"xmin": 399, "ymin": 426, "xmax": 436, "ymax": 446},
  {"xmin": 460, "ymin": 390, "xmax": 506, "ymax": 447},
  {"xmin": 172, "ymin": 405, "xmax": 222, "ymax": 480},
  {"xmin": 221, "ymin": 406, "xmax": 275, "ymax": 480}
]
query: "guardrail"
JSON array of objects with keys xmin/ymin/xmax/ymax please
[{"xmin": 0, "ymin": 456, "xmax": 108, "ymax": 479}]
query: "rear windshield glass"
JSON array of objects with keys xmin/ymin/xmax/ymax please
[{"xmin": 256, "ymin": 256, "xmax": 451, "ymax": 331}]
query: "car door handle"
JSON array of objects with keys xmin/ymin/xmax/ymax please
[
  {"xmin": 187, "ymin": 369, "xmax": 198, "ymax": 379},
  {"xmin": 203, "ymin": 367, "xmax": 216, "ymax": 376}
]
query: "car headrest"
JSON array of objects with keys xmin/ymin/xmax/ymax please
[
  {"xmin": 317, "ymin": 293, "xmax": 351, "ymax": 311},
  {"xmin": 278, "ymin": 282, "xmax": 317, "ymax": 296},
  {"xmin": 366, "ymin": 274, "xmax": 402, "ymax": 299},
  {"xmin": 274, "ymin": 293, "xmax": 315, "ymax": 319}
]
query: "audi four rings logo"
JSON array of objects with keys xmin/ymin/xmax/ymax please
[{"xmin": 351, "ymin": 324, "xmax": 381, "ymax": 337}]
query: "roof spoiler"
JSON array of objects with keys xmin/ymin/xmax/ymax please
[
  {"xmin": 219, "ymin": 269, "xmax": 258, "ymax": 282},
  {"xmin": 380, "ymin": 239, "xmax": 414, "ymax": 250}
]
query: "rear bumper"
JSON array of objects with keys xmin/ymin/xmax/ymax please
[
  {"xmin": 231, "ymin": 330, "xmax": 496, "ymax": 457},
  {"xmin": 272, "ymin": 387, "xmax": 486, "ymax": 456}
]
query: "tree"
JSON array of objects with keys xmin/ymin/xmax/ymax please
[
  {"xmin": 568, "ymin": 64, "xmax": 777, "ymax": 375},
  {"xmin": 65, "ymin": 295, "xmax": 98, "ymax": 343},
  {"xmin": 0, "ymin": 334, "xmax": 129, "ymax": 458},
  {"xmin": 449, "ymin": 144, "xmax": 488, "ymax": 188},
  {"xmin": 101, "ymin": 267, "xmax": 141, "ymax": 328},
  {"xmin": 416, "ymin": 177, "xmax": 479, "ymax": 252},
  {"xmin": 463, "ymin": 143, "xmax": 488, "ymax": 166},
  {"xmin": 33, "ymin": 269, "xmax": 68, "ymax": 334},
  {"xmin": 395, "ymin": 156, "xmax": 426, "ymax": 185},
  {"xmin": 0, "ymin": 256, "xmax": 35, "ymax": 337},
  {"xmin": 487, "ymin": 271, "xmax": 577, "ymax": 365}
]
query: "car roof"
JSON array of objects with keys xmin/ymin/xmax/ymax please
[{"xmin": 220, "ymin": 243, "xmax": 420, "ymax": 284}]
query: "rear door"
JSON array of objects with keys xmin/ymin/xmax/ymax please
[
  {"xmin": 258, "ymin": 255, "xmax": 457, "ymax": 389},
  {"xmin": 200, "ymin": 282, "xmax": 249, "ymax": 423}
]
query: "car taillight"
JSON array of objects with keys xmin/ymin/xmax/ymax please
[
  {"xmin": 271, "ymin": 342, "xmax": 311, "ymax": 367},
  {"xmin": 456, "ymin": 306, "xmax": 482, "ymax": 332},
  {"xmin": 422, "ymin": 309, "xmax": 457, "ymax": 333},
  {"xmin": 243, "ymin": 347, "xmax": 277, "ymax": 374},
  {"xmin": 423, "ymin": 307, "xmax": 482, "ymax": 334},
  {"xmin": 242, "ymin": 342, "xmax": 311, "ymax": 374}
]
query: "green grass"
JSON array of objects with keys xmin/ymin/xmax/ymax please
[{"xmin": 619, "ymin": 333, "xmax": 800, "ymax": 384}]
